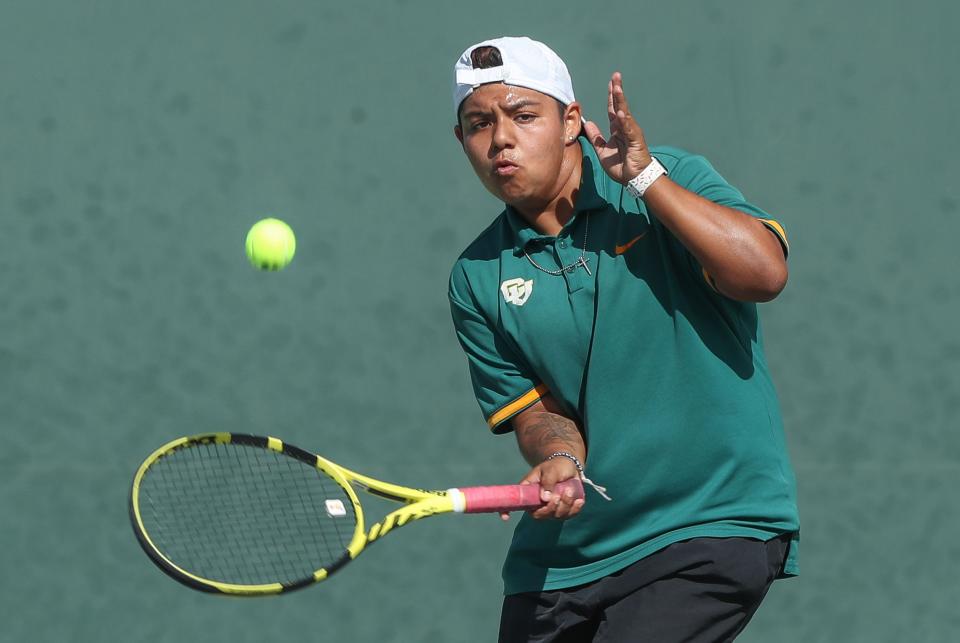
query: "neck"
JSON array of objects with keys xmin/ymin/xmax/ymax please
[{"xmin": 513, "ymin": 143, "xmax": 583, "ymax": 236}]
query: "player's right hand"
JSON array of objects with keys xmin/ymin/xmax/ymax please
[{"xmin": 499, "ymin": 457, "xmax": 585, "ymax": 522}]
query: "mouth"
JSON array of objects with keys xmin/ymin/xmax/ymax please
[{"xmin": 493, "ymin": 159, "xmax": 520, "ymax": 177}]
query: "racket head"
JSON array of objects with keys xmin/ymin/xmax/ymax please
[{"xmin": 129, "ymin": 433, "xmax": 367, "ymax": 596}]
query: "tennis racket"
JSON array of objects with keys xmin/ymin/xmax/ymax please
[{"xmin": 129, "ymin": 432, "xmax": 584, "ymax": 596}]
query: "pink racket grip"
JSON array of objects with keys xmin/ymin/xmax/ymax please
[{"xmin": 456, "ymin": 479, "xmax": 585, "ymax": 514}]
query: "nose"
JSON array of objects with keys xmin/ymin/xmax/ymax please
[{"xmin": 490, "ymin": 115, "xmax": 516, "ymax": 152}]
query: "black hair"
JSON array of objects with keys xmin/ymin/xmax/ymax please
[
  {"xmin": 457, "ymin": 45, "xmax": 567, "ymax": 126},
  {"xmin": 470, "ymin": 45, "xmax": 503, "ymax": 69}
]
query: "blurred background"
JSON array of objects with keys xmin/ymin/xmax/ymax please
[{"xmin": 1, "ymin": 1, "xmax": 957, "ymax": 641}]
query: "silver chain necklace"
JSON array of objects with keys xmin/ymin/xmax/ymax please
[{"xmin": 522, "ymin": 213, "xmax": 591, "ymax": 276}]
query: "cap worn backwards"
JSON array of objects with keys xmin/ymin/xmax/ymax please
[{"xmin": 452, "ymin": 36, "xmax": 576, "ymax": 116}]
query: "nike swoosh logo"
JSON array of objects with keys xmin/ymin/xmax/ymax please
[{"xmin": 615, "ymin": 233, "xmax": 647, "ymax": 255}]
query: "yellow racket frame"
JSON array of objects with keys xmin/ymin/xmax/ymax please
[{"xmin": 129, "ymin": 432, "xmax": 457, "ymax": 596}]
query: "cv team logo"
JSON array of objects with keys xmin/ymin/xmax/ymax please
[{"xmin": 501, "ymin": 278, "xmax": 533, "ymax": 306}]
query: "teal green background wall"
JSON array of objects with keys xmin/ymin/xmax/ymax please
[{"xmin": 1, "ymin": 1, "xmax": 957, "ymax": 641}]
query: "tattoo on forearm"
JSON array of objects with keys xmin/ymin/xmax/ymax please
[{"xmin": 515, "ymin": 412, "xmax": 585, "ymax": 465}]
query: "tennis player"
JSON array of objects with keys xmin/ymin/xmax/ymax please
[{"xmin": 447, "ymin": 37, "xmax": 800, "ymax": 642}]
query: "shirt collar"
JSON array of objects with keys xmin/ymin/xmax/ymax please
[{"xmin": 504, "ymin": 135, "xmax": 609, "ymax": 253}]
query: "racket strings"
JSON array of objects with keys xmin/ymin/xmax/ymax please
[{"xmin": 138, "ymin": 441, "xmax": 357, "ymax": 586}]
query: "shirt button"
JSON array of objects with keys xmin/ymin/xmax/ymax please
[{"xmin": 559, "ymin": 240, "xmax": 567, "ymax": 248}]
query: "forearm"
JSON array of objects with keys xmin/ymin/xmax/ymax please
[
  {"xmin": 512, "ymin": 411, "xmax": 586, "ymax": 468},
  {"xmin": 642, "ymin": 177, "xmax": 788, "ymax": 302}
]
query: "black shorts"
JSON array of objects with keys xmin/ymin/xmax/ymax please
[{"xmin": 499, "ymin": 533, "xmax": 792, "ymax": 643}]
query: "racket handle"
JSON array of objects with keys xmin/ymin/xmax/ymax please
[{"xmin": 455, "ymin": 479, "xmax": 585, "ymax": 514}]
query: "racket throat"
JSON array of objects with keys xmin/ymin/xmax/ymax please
[
  {"xmin": 365, "ymin": 503, "xmax": 445, "ymax": 542},
  {"xmin": 358, "ymin": 483, "xmax": 415, "ymax": 504},
  {"xmin": 447, "ymin": 488, "xmax": 467, "ymax": 513}
]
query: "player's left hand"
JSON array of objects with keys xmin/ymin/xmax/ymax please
[{"xmin": 583, "ymin": 72, "xmax": 653, "ymax": 184}]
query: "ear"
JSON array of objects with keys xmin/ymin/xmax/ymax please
[
  {"xmin": 453, "ymin": 124, "xmax": 464, "ymax": 145},
  {"xmin": 563, "ymin": 102, "xmax": 583, "ymax": 143}
]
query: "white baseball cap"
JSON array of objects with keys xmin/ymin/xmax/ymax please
[{"xmin": 452, "ymin": 36, "xmax": 576, "ymax": 116}]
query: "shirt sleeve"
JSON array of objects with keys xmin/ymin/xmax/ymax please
[
  {"xmin": 666, "ymin": 153, "xmax": 790, "ymax": 292},
  {"xmin": 448, "ymin": 265, "xmax": 546, "ymax": 434}
]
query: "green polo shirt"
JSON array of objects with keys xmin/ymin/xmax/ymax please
[{"xmin": 448, "ymin": 136, "xmax": 800, "ymax": 595}]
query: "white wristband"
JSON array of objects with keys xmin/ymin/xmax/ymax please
[{"xmin": 624, "ymin": 158, "xmax": 668, "ymax": 199}]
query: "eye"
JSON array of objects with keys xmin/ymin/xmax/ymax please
[
  {"xmin": 515, "ymin": 113, "xmax": 536, "ymax": 123},
  {"xmin": 470, "ymin": 120, "xmax": 490, "ymax": 131}
]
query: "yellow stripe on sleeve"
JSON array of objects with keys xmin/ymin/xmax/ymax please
[
  {"xmin": 759, "ymin": 219, "xmax": 790, "ymax": 257},
  {"xmin": 487, "ymin": 383, "xmax": 550, "ymax": 430}
]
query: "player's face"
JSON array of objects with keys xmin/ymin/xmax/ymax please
[{"xmin": 455, "ymin": 84, "xmax": 578, "ymax": 210}]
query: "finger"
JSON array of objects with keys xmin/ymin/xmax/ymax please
[
  {"xmin": 539, "ymin": 469, "xmax": 561, "ymax": 502},
  {"xmin": 539, "ymin": 486, "xmax": 553, "ymax": 503},
  {"xmin": 611, "ymin": 72, "xmax": 624, "ymax": 114},
  {"xmin": 552, "ymin": 496, "xmax": 585, "ymax": 522},
  {"xmin": 567, "ymin": 498, "xmax": 586, "ymax": 519},
  {"xmin": 607, "ymin": 79, "xmax": 616, "ymax": 121},
  {"xmin": 613, "ymin": 84, "xmax": 633, "ymax": 125},
  {"xmin": 614, "ymin": 81, "xmax": 642, "ymax": 141},
  {"xmin": 615, "ymin": 109, "xmax": 633, "ymax": 140},
  {"xmin": 583, "ymin": 120, "xmax": 606, "ymax": 149},
  {"xmin": 552, "ymin": 487, "xmax": 577, "ymax": 520},
  {"xmin": 530, "ymin": 484, "xmax": 565, "ymax": 519},
  {"xmin": 530, "ymin": 503, "xmax": 556, "ymax": 520}
]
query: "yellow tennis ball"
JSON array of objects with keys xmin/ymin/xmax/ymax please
[{"xmin": 245, "ymin": 218, "xmax": 296, "ymax": 271}]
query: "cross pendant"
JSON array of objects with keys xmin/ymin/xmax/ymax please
[{"xmin": 577, "ymin": 256, "xmax": 592, "ymax": 276}]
